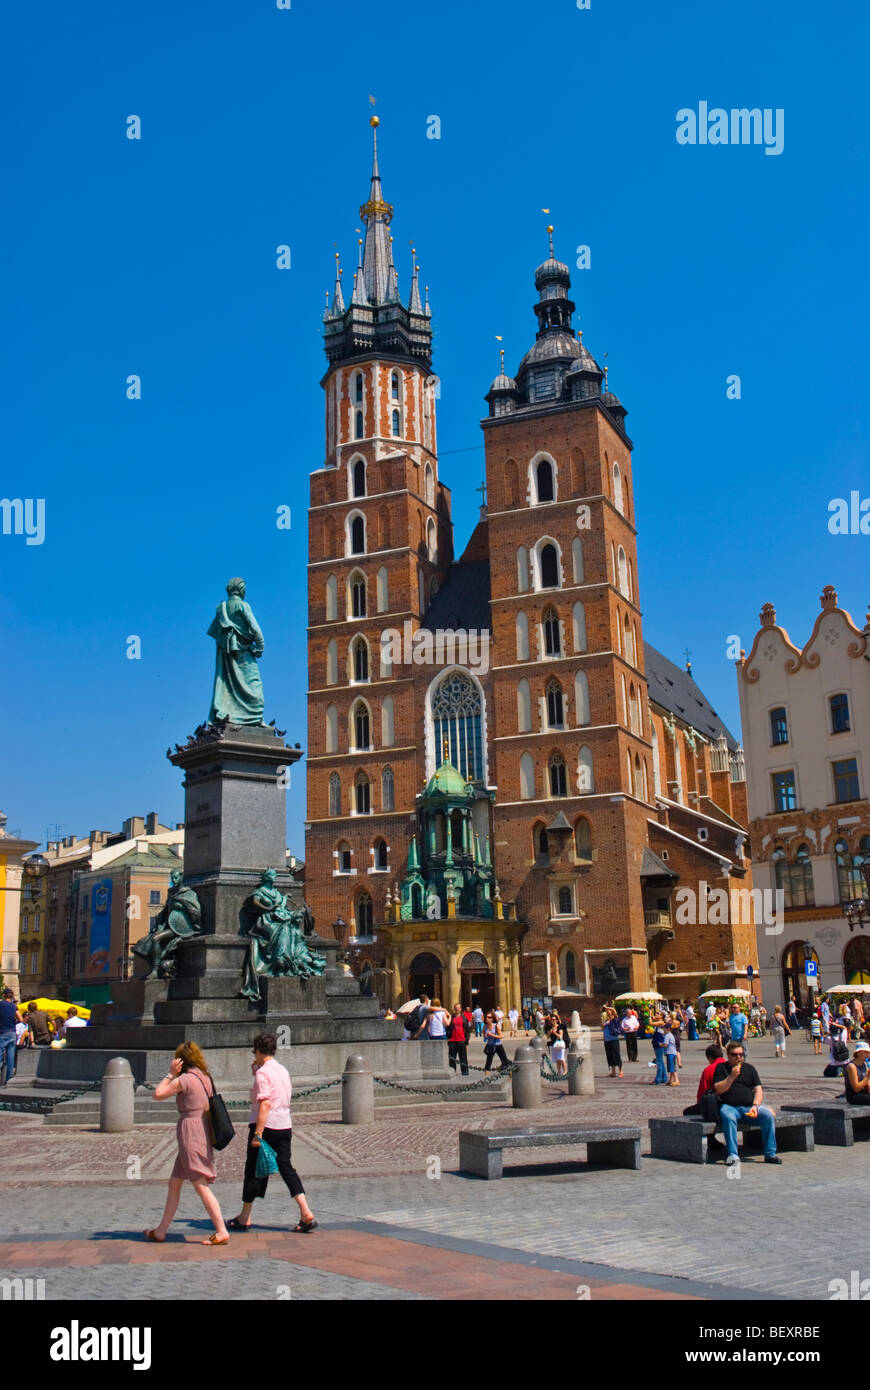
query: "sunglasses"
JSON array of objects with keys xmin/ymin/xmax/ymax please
[{"xmin": 731, "ymin": 1051, "xmax": 745, "ymax": 1057}]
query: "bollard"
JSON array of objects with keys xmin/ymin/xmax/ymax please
[
  {"xmin": 569, "ymin": 1010, "xmax": 582, "ymax": 1041},
  {"xmin": 568, "ymin": 1038, "xmax": 596, "ymax": 1097},
  {"xmin": 528, "ymin": 1034, "xmax": 546, "ymax": 1054},
  {"xmin": 100, "ymin": 1056, "xmax": 135, "ymax": 1132},
  {"xmin": 341, "ymin": 1053, "xmax": 374, "ymax": 1124},
  {"xmin": 511, "ymin": 1043, "xmax": 542, "ymax": 1110}
]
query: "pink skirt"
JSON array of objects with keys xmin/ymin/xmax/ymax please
[{"xmin": 171, "ymin": 1114, "xmax": 216, "ymax": 1184}]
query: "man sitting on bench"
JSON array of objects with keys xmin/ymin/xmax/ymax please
[{"xmin": 713, "ymin": 1040, "xmax": 781, "ymax": 1166}]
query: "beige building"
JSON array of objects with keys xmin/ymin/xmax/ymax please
[
  {"xmin": 737, "ymin": 587, "xmax": 870, "ymax": 1008},
  {"xmin": 0, "ymin": 812, "xmax": 38, "ymax": 996}
]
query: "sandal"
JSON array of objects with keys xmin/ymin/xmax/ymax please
[
  {"xmin": 293, "ymin": 1219, "xmax": 318, "ymax": 1233},
  {"xmin": 143, "ymin": 1229, "xmax": 166, "ymax": 1243},
  {"xmin": 201, "ymin": 1233, "xmax": 230, "ymax": 1245},
  {"xmin": 227, "ymin": 1217, "xmax": 252, "ymax": 1232}
]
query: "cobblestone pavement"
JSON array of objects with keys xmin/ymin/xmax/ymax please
[{"xmin": 0, "ymin": 1038, "xmax": 862, "ymax": 1301}]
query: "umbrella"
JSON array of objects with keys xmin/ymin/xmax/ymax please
[
  {"xmin": 19, "ymin": 997, "xmax": 92, "ymax": 1020},
  {"xmin": 397, "ymin": 998, "xmax": 422, "ymax": 1015},
  {"xmin": 699, "ymin": 988, "xmax": 751, "ymax": 999},
  {"xmin": 615, "ymin": 991, "xmax": 664, "ymax": 1002},
  {"xmin": 823, "ymin": 984, "xmax": 870, "ymax": 996}
]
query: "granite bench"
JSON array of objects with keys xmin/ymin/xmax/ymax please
[
  {"xmin": 782, "ymin": 1101, "xmax": 870, "ymax": 1147},
  {"xmin": 649, "ymin": 1111, "xmax": 814, "ymax": 1164},
  {"xmin": 458, "ymin": 1124, "xmax": 641, "ymax": 1180}
]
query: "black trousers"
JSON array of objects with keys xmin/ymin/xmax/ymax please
[
  {"xmin": 625, "ymin": 1033, "xmax": 638, "ymax": 1062},
  {"xmin": 448, "ymin": 1041, "xmax": 469, "ymax": 1074},
  {"xmin": 484, "ymin": 1044, "xmax": 508, "ymax": 1071},
  {"xmin": 242, "ymin": 1124, "xmax": 305, "ymax": 1203}
]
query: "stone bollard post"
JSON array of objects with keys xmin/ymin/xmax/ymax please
[
  {"xmin": 569, "ymin": 1010, "xmax": 582, "ymax": 1041},
  {"xmin": 99, "ymin": 1056, "xmax": 135, "ymax": 1132},
  {"xmin": 341, "ymin": 1053, "xmax": 374, "ymax": 1124},
  {"xmin": 511, "ymin": 1043, "xmax": 542, "ymax": 1110},
  {"xmin": 568, "ymin": 1037, "xmax": 596, "ymax": 1097},
  {"xmin": 528, "ymin": 1034, "xmax": 546, "ymax": 1054}
]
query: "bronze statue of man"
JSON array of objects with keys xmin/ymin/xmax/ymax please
[
  {"xmin": 133, "ymin": 869, "xmax": 203, "ymax": 979},
  {"xmin": 207, "ymin": 577, "xmax": 265, "ymax": 725},
  {"xmin": 239, "ymin": 869, "xmax": 326, "ymax": 1003}
]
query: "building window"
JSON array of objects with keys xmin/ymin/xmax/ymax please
[
  {"xmin": 534, "ymin": 824, "xmax": 549, "ymax": 862},
  {"xmin": 81, "ymin": 894, "xmax": 89, "ymax": 913},
  {"xmin": 572, "ymin": 602, "xmax": 587, "ymax": 653},
  {"xmin": 769, "ymin": 707, "xmax": 788, "ymax": 745},
  {"xmin": 837, "ymin": 836, "xmax": 870, "ymax": 902},
  {"xmin": 33, "ymin": 913, "xmax": 41, "ymax": 933},
  {"xmin": 31, "ymin": 951, "xmax": 39, "ymax": 974},
  {"xmin": 381, "ymin": 766, "xmax": 395, "ymax": 811},
  {"xmin": 613, "ymin": 462, "xmax": 624, "ymax": 514},
  {"xmin": 337, "ymin": 842, "xmax": 352, "ymax": 874},
  {"xmin": 574, "ymin": 817, "xmax": 592, "ymax": 860},
  {"xmin": 357, "ymin": 893, "xmax": 373, "ymax": 935},
  {"xmin": 516, "ymin": 611, "xmax": 530, "ymax": 661},
  {"xmin": 392, "ymin": 409, "xmax": 400, "ymax": 437},
  {"xmin": 426, "ymin": 518, "xmax": 436, "ymax": 562},
  {"xmin": 355, "ymin": 409, "xmax": 364, "ymax": 440},
  {"xmin": 557, "ymin": 885, "xmax": 574, "ymax": 916},
  {"xmin": 355, "ymin": 772, "xmax": 371, "ymax": 815},
  {"xmin": 326, "ymin": 574, "xmax": 338, "ymax": 621},
  {"xmin": 352, "ymin": 701, "xmax": 370, "ymax": 750},
  {"xmin": 326, "ymin": 638, "xmax": 338, "ymax": 686},
  {"xmin": 329, "ymin": 773, "xmax": 341, "ymax": 817},
  {"xmin": 149, "ymin": 890, "xmax": 161, "ymax": 906},
  {"xmin": 355, "ymin": 373, "xmax": 364, "ymax": 403},
  {"xmin": 374, "ymin": 839, "xmax": 388, "ymax": 871},
  {"xmin": 549, "ymin": 751, "xmax": 567, "ymax": 797},
  {"xmin": 617, "ymin": 546, "xmax": 630, "ymax": 598},
  {"xmin": 578, "ymin": 746, "xmax": 594, "ymax": 793},
  {"xmin": 561, "ymin": 948, "xmax": 578, "ymax": 990},
  {"xmin": 350, "ymin": 514, "xmax": 365, "ymax": 555},
  {"xmin": 351, "ymin": 637, "xmax": 369, "ymax": 683},
  {"xmin": 536, "ymin": 457, "xmax": 555, "ymax": 503},
  {"xmin": 376, "ymin": 566, "xmax": 389, "ymax": 613},
  {"xmin": 326, "ymin": 704, "xmax": 339, "ymax": 753},
  {"xmin": 352, "ymin": 459, "xmax": 366, "ymax": 498},
  {"xmin": 540, "ymin": 543, "xmax": 559, "ymax": 589},
  {"xmin": 844, "ymin": 936, "xmax": 870, "ymax": 986},
  {"xmin": 546, "ymin": 678, "xmax": 564, "ymax": 728},
  {"xmin": 350, "ymin": 573, "xmax": 366, "ymax": 618},
  {"xmin": 833, "ymin": 758, "xmax": 859, "ymax": 803},
  {"xmin": 772, "ymin": 844, "xmax": 815, "ymax": 909},
  {"xmin": 431, "ymin": 671, "xmax": 484, "ymax": 782},
  {"xmin": 391, "ymin": 372, "xmax": 400, "ymax": 401},
  {"xmin": 772, "ymin": 770, "xmax": 797, "ymax": 812},
  {"xmin": 520, "ymin": 752, "xmax": 535, "ymax": 800},
  {"xmin": 574, "ymin": 670, "xmax": 590, "ymax": 726},
  {"xmin": 381, "ymin": 695, "xmax": 394, "ymax": 747},
  {"xmin": 543, "ymin": 607, "xmax": 561, "ymax": 657},
  {"xmin": 517, "ymin": 678, "xmax": 532, "ymax": 733},
  {"xmin": 830, "ymin": 693, "xmax": 851, "ymax": 734}
]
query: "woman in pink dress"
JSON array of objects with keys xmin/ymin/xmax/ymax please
[{"xmin": 145, "ymin": 1041, "xmax": 229, "ymax": 1245}]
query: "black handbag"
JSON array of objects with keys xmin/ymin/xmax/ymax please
[
  {"xmin": 700, "ymin": 1089, "xmax": 720, "ymax": 1123},
  {"xmin": 193, "ymin": 1071, "xmax": 236, "ymax": 1151}
]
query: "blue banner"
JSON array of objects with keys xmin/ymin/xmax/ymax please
[{"xmin": 88, "ymin": 878, "xmax": 112, "ymax": 974}]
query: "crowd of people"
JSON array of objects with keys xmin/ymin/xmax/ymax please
[
  {"xmin": 0, "ymin": 989, "xmax": 88, "ymax": 1082},
  {"xmin": 399, "ymin": 996, "xmax": 574, "ymax": 1075}
]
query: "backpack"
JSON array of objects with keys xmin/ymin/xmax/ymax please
[
  {"xmin": 405, "ymin": 1006, "xmax": 425, "ymax": 1035},
  {"xmin": 832, "ymin": 1038, "xmax": 849, "ymax": 1063}
]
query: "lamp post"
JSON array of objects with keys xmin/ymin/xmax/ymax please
[
  {"xmin": 802, "ymin": 939, "xmax": 817, "ymax": 1025},
  {"xmin": 332, "ymin": 915, "xmax": 347, "ymax": 964},
  {"xmin": 22, "ymin": 855, "xmax": 50, "ymax": 900},
  {"xmin": 842, "ymin": 898, "xmax": 869, "ymax": 934}
]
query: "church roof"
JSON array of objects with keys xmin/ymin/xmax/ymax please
[
  {"xmin": 421, "ymin": 559, "xmax": 491, "ymax": 635},
  {"xmin": 643, "ymin": 642, "xmax": 739, "ymax": 750},
  {"xmin": 640, "ymin": 845, "xmax": 678, "ymax": 880},
  {"xmin": 423, "ymin": 759, "xmax": 473, "ymax": 799}
]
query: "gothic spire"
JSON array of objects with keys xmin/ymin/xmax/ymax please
[
  {"xmin": 409, "ymin": 248, "xmax": 423, "ymax": 314},
  {"xmin": 330, "ymin": 252, "xmax": 344, "ymax": 316},
  {"xmin": 359, "ymin": 116, "xmax": 394, "ymax": 304}
]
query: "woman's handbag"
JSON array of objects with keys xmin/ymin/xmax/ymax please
[
  {"xmin": 193, "ymin": 1071, "xmax": 236, "ymax": 1151},
  {"xmin": 255, "ymin": 1137, "xmax": 280, "ymax": 1177},
  {"xmin": 700, "ymin": 1089, "xmax": 720, "ymax": 1123}
]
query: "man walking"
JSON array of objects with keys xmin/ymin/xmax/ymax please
[
  {"xmin": 729, "ymin": 1003, "xmax": 749, "ymax": 1056},
  {"xmin": 713, "ymin": 1040, "xmax": 781, "ymax": 1166},
  {"xmin": 472, "ymin": 1004, "xmax": 484, "ymax": 1039}
]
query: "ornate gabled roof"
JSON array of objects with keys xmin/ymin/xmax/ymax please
[
  {"xmin": 740, "ymin": 587, "xmax": 868, "ymax": 684},
  {"xmin": 423, "ymin": 758, "xmax": 474, "ymax": 800}
]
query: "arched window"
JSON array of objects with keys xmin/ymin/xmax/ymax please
[
  {"xmin": 356, "ymin": 891, "xmax": 373, "ymax": 934},
  {"xmin": 561, "ymin": 948, "xmax": 578, "ymax": 990},
  {"xmin": 613, "ymin": 462, "xmax": 624, "ymax": 514},
  {"xmin": 617, "ymin": 545, "xmax": 629, "ymax": 598},
  {"xmin": 351, "ymin": 700, "xmax": 370, "ymax": 750},
  {"xmin": 844, "ymin": 937, "xmax": 870, "ymax": 986},
  {"xmin": 558, "ymin": 886, "xmax": 573, "ymax": 915},
  {"xmin": 431, "ymin": 670, "xmax": 484, "ymax": 782},
  {"xmin": 546, "ymin": 678, "xmax": 564, "ymax": 728},
  {"xmin": 326, "ymin": 638, "xmax": 338, "ymax": 686},
  {"xmin": 535, "ymin": 456, "xmax": 555, "ymax": 503},
  {"xmin": 426, "ymin": 518, "xmax": 437, "ymax": 561},
  {"xmin": 425, "ymin": 462, "xmax": 435, "ymax": 507},
  {"xmin": 621, "ymin": 673, "xmax": 628, "ymax": 724},
  {"xmin": 624, "ymin": 615, "xmax": 634, "ymax": 665},
  {"xmin": 352, "ymin": 458, "xmax": 366, "ymax": 498},
  {"xmin": 572, "ymin": 602, "xmax": 587, "ymax": 653},
  {"xmin": 543, "ymin": 607, "xmax": 561, "ymax": 657},
  {"xmin": 520, "ymin": 752, "xmax": 535, "ymax": 800},
  {"xmin": 328, "ymin": 773, "xmax": 341, "ymax": 817},
  {"xmin": 355, "ymin": 373, "xmax": 364, "ymax": 404},
  {"xmin": 549, "ymin": 750, "xmax": 567, "ymax": 796},
  {"xmin": 336, "ymin": 840, "xmax": 352, "ymax": 873},
  {"xmin": 349, "ymin": 570, "xmax": 366, "ymax": 618},
  {"xmin": 517, "ymin": 546, "xmax": 529, "ymax": 592},
  {"xmin": 381, "ymin": 765, "xmax": 395, "ymax": 811},
  {"xmin": 574, "ymin": 817, "xmax": 592, "ymax": 859},
  {"xmin": 773, "ymin": 843, "xmax": 815, "ymax": 908},
  {"xmin": 350, "ymin": 636, "xmax": 369, "ymax": 683},
  {"xmin": 516, "ymin": 611, "xmax": 530, "ymax": 661},
  {"xmin": 380, "ymin": 632, "xmax": 393, "ymax": 679},
  {"xmin": 540, "ymin": 543, "xmax": 559, "ymax": 589},
  {"xmin": 350, "ymin": 513, "xmax": 365, "ymax": 555},
  {"xmin": 574, "ymin": 670, "xmax": 590, "ymax": 726},
  {"xmin": 355, "ymin": 771, "xmax": 371, "ymax": 815},
  {"xmin": 374, "ymin": 838, "xmax": 388, "ymax": 871},
  {"xmin": 651, "ymin": 724, "xmax": 662, "ymax": 795},
  {"xmin": 533, "ymin": 823, "xmax": 549, "ymax": 862},
  {"xmin": 836, "ymin": 836, "xmax": 870, "ymax": 901},
  {"xmin": 355, "ymin": 409, "xmax": 364, "ymax": 440},
  {"xmin": 830, "ymin": 693, "xmax": 851, "ymax": 734},
  {"xmin": 325, "ymin": 704, "xmax": 338, "ymax": 754},
  {"xmin": 517, "ymin": 678, "xmax": 532, "ymax": 733},
  {"xmin": 629, "ymin": 683, "xmax": 641, "ymax": 735},
  {"xmin": 572, "ymin": 536, "xmax": 584, "ymax": 583},
  {"xmin": 392, "ymin": 409, "xmax": 400, "ymax": 437},
  {"xmin": 633, "ymin": 754, "xmax": 643, "ymax": 799},
  {"xmin": 325, "ymin": 573, "xmax": 338, "ymax": 622},
  {"xmin": 578, "ymin": 745, "xmax": 594, "ymax": 793},
  {"xmin": 381, "ymin": 695, "xmax": 394, "ymax": 747},
  {"xmin": 769, "ymin": 706, "xmax": 789, "ymax": 745},
  {"xmin": 391, "ymin": 371, "xmax": 400, "ymax": 401},
  {"xmin": 376, "ymin": 566, "xmax": 389, "ymax": 613}
]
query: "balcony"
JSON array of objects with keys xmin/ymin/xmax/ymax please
[{"xmin": 644, "ymin": 909, "xmax": 672, "ymax": 929}]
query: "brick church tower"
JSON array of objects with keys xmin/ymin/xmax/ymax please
[
  {"xmin": 305, "ymin": 118, "xmax": 452, "ymax": 943},
  {"xmin": 483, "ymin": 229, "xmax": 655, "ymax": 1000}
]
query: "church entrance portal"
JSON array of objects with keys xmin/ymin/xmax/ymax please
[
  {"xmin": 460, "ymin": 951, "xmax": 495, "ymax": 1012},
  {"xmin": 408, "ymin": 952, "xmax": 443, "ymax": 1004}
]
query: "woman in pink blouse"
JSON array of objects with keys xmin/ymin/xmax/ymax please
[{"xmin": 228, "ymin": 1032, "xmax": 317, "ymax": 1234}]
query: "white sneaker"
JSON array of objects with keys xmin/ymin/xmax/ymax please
[{"xmin": 725, "ymin": 1153, "xmax": 739, "ymax": 1166}]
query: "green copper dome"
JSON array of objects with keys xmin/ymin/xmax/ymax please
[{"xmin": 423, "ymin": 758, "xmax": 472, "ymax": 800}]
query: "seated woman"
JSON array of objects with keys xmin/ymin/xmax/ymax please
[{"xmin": 844, "ymin": 1041, "xmax": 870, "ymax": 1105}]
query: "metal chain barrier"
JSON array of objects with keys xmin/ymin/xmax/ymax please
[
  {"xmin": 373, "ymin": 1066, "xmax": 515, "ymax": 1097},
  {"xmin": 539, "ymin": 1054, "xmax": 585, "ymax": 1081},
  {"xmin": 0, "ymin": 1078, "xmax": 102, "ymax": 1115}
]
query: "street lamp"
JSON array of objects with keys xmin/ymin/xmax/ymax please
[{"xmin": 22, "ymin": 854, "xmax": 49, "ymax": 901}]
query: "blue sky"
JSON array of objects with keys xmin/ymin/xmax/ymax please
[{"xmin": 3, "ymin": 0, "xmax": 867, "ymax": 851}]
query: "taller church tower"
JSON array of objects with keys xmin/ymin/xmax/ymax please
[
  {"xmin": 305, "ymin": 119, "xmax": 452, "ymax": 944},
  {"xmin": 484, "ymin": 231, "xmax": 655, "ymax": 1000}
]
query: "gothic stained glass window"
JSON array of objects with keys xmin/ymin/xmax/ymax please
[{"xmin": 432, "ymin": 671, "xmax": 484, "ymax": 783}]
